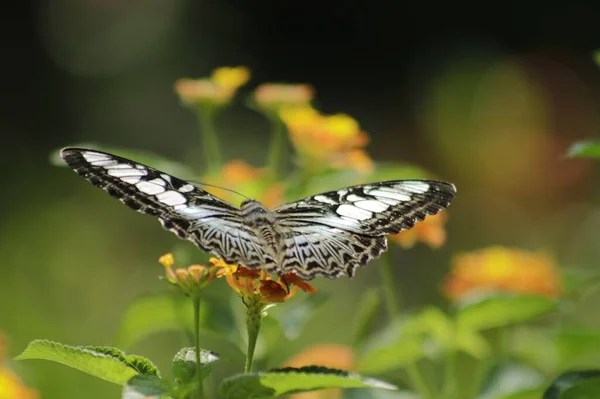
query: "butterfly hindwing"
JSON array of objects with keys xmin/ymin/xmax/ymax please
[{"xmin": 60, "ymin": 148, "xmax": 271, "ymax": 269}]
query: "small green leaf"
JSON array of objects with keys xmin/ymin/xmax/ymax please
[
  {"xmin": 352, "ymin": 288, "xmax": 382, "ymax": 346},
  {"xmin": 15, "ymin": 339, "xmax": 152, "ymax": 385},
  {"xmin": 171, "ymin": 347, "xmax": 220, "ymax": 386},
  {"xmin": 478, "ymin": 364, "xmax": 544, "ymax": 399},
  {"xmin": 543, "ymin": 370, "xmax": 600, "ymax": 399},
  {"xmin": 115, "ymin": 293, "xmax": 234, "ymax": 348},
  {"xmin": 456, "ymin": 293, "xmax": 557, "ymax": 331},
  {"xmin": 218, "ymin": 366, "xmax": 397, "ymax": 399},
  {"xmin": 268, "ymin": 294, "xmax": 328, "ymax": 340},
  {"xmin": 122, "ymin": 375, "xmax": 172, "ymax": 399},
  {"xmin": 358, "ymin": 336, "xmax": 425, "ymax": 374},
  {"xmin": 50, "ymin": 143, "xmax": 197, "ymax": 179},
  {"xmin": 566, "ymin": 141, "xmax": 600, "ymax": 159}
]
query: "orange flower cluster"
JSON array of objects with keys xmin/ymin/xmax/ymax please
[
  {"xmin": 443, "ymin": 247, "xmax": 562, "ymax": 301},
  {"xmin": 204, "ymin": 160, "xmax": 284, "ymax": 209},
  {"xmin": 210, "ymin": 258, "xmax": 316, "ymax": 304},
  {"xmin": 174, "ymin": 66, "xmax": 250, "ymax": 106},
  {"xmin": 278, "ymin": 105, "xmax": 374, "ymax": 175},
  {"xmin": 0, "ymin": 333, "xmax": 39, "ymax": 399},
  {"xmin": 253, "ymin": 83, "xmax": 315, "ymax": 110},
  {"xmin": 159, "ymin": 253, "xmax": 216, "ymax": 296},
  {"xmin": 390, "ymin": 212, "xmax": 449, "ymax": 249}
]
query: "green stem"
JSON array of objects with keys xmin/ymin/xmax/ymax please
[
  {"xmin": 406, "ymin": 363, "xmax": 435, "ymax": 399},
  {"xmin": 467, "ymin": 358, "xmax": 492, "ymax": 399},
  {"xmin": 379, "ymin": 250, "xmax": 401, "ymax": 319},
  {"xmin": 193, "ymin": 296, "xmax": 204, "ymax": 399},
  {"xmin": 197, "ymin": 107, "xmax": 221, "ymax": 174},
  {"xmin": 245, "ymin": 297, "xmax": 263, "ymax": 373},
  {"xmin": 441, "ymin": 349, "xmax": 456, "ymax": 399},
  {"xmin": 266, "ymin": 114, "xmax": 286, "ymax": 177}
]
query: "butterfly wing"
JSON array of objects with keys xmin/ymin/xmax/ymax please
[
  {"xmin": 61, "ymin": 148, "xmax": 271, "ymax": 268},
  {"xmin": 274, "ymin": 180, "xmax": 456, "ymax": 278}
]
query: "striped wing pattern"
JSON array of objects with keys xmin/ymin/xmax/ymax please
[
  {"xmin": 60, "ymin": 148, "xmax": 273, "ymax": 269},
  {"xmin": 273, "ymin": 180, "xmax": 456, "ymax": 278},
  {"xmin": 61, "ymin": 147, "xmax": 457, "ymax": 279}
]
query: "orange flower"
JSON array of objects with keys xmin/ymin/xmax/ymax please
[
  {"xmin": 283, "ymin": 344, "xmax": 355, "ymax": 399},
  {"xmin": 159, "ymin": 253, "xmax": 216, "ymax": 296},
  {"xmin": 204, "ymin": 160, "xmax": 284, "ymax": 209},
  {"xmin": 210, "ymin": 258, "xmax": 316, "ymax": 304},
  {"xmin": 174, "ymin": 66, "xmax": 250, "ymax": 106},
  {"xmin": 0, "ymin": 332, "xmax": 39, "ymax": 399},
  {"xmin": 253, "ymin": 83, "xmax": 314, "ymax": 109},
  {"xmin": 443, "ymin": 247, "xmax": 562, "ymax": 301},
  {"xmin": 279, "ymin": 105, "xmax": 373, "ymax": 175},
  {"xmin": 390, "ymin": 212, "xmax": 449, "ymax": 249}
]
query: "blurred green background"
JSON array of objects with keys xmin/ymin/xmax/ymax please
[{"xmin": 3, "ymin": 1, "xmax": 600, "ymax": 397}]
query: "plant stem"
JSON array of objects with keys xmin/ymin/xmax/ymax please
[
  {"xmin": 441, "ymin": 348, "xmax": 456, "ymax": 399},
  {"xmin": 379, "ymin": 250, "xmax": 401, "ymax": 319},
  {"xmin": 193, "ymin": 296, "xmax": 204, "ymax": 399},
  {"xmin": 197, "ymin": 107, "xmax": 221, "ymax": 175},
  {"xmin": 266, "ymin": 114, "xmax": 286, "ymax": 177},
  {"xmin": 245, "ymin": 297, "xmax": 263, "ymax": 373},
  {"xmin": 406, "ymin": 363, "xmax": 434, "ymax": 399}
]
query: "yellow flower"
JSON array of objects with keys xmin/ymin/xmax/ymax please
[
  {"xmin": 279, "ymin": 105, "xmax": 373, "ymax": 175},
  {"xmin": 283, "ymin": 344, "xmax": 355, "ymax": 399},
  {"xmin": 210, "ymin": 66, "xmax": 250, "ymax": 91},
  {"xmin": 390, "ymin": 212, "xmax": 449, "ymax": 249},
  {"xmin": 159, "ymin": 253, "xmax": 216, "ymax": 296},
  {"xmin": 0, "ymin": 332, "xmax": 39, "ymax": 399},
  {"xmin": 253, "ymin": 83, "xmax": 314, "ymax": 109},
  {"xmin": 204, "ymin": 160, "xmax": 284, "ymax": 209},
  {"xmin": 174, "ymin": 66, "xmax": 250, "ymax": 106},
  {"xmin": 443, "ymin": 247, "xmax": 562, "ymax": 301},
  {"xmin": 210, "ymin": 258, "xmax": 316, "ymax": 304}
]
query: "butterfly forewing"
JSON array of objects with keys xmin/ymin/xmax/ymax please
[
  {"xmin": 61, "ymin": 147, "xmax": 456, "ymax": 279},
  {"xmin": 273, "ymin": 180, "xmax": 455, "ymax": 278},
  {"xmin": 60, "ymin": 148, "xmax": 270, "ymax": 268}
]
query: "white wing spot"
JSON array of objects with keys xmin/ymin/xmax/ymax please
[
  {"xmin": 399, "ymin": 182, "xmax": 430, "ymax": 193},
  {"xmin": 82, "ymin": 152, "xmax": 109, "ymax": 163},
  {"xmin": 156, "ymin": 190, "xmax": 187, "ymax": 206},
  {"xmin": 347, "ymin": 194, "xmax": 367, "ymax": 202},
  {"xmin": 355, "ymin": 200, "xmax": 389, "ymax": 212},
  {"xmin": 337, "ymin": 189, "xmax": 348, "ymax": 196},
  {"xmin": 160, "ymin": 174, "xmax": 172, "ymax": 183},
  {"xmin": 104, "ymin": 163, "xmax": 130, "ymax": 170},
  {"xmin": 368, "ymin": 189, "xmax": 411, "ymax": 202},
  {"xmin": 148, "ymin": 178, "xmax": 166, "ymax": 187},
  {"xmin": 107, "ymin": 168, "xmax": 147, "ymax": 178},
  {"xmin": 135, "ymin": 164, "xmax": 146, "ymax": 170},
  {"xmin": 136, "ymin": 180, "xmax": 165, "ymax": 195},
  {"xmin": 179, "ymin": 184, "xmax": 194, "ymax": 193},
  {"xmin": 313, "ymin": 195, "xmax": 337, "ymax": 205},
  {"xmin": 121, "ymin": 176, "xmax": 142, "ymax": 184},
  {"xmin": 336, "ymin": 204, "xmax": 372, "ymax": 220},
  {"xmin": 93, "ymin": 159, "xmax": 118, "ymax": 167}
]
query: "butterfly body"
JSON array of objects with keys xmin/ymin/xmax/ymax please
[{"xmin": 61, "ymin": 147, "xmax": 456, "ymax": 279}]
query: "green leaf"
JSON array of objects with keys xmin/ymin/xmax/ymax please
[
  {"xmin": 267, "ymin": 294, "xmax": 328, "ymax": 340},
  {"xmin": 115, "ymin": 293, "xmax": 234, "ymax": 348},
  {"xmin": 15, "ymin": 339, "xmax": 155, "ymax": 385},
  {"xmin": 122, "ymin": 375, "xmax": 172, "ymax": 399},
  {"xmin": 352, "ymin": 288, "xmax": 383, "ymax": 346},
  {"xmin": 477, "ymin": 364, "xmax": 544, "ymax": 399},
  {"xmin": 498, "ymin": 387, "xmax": 547, "ymax": 399},
  {"xmin": 50, "ymin": 143, "xmax": 197, "ymax": 179},
  {"xmin": 543, "ymin": 370, "xmax": 600, "ymax": 399},
  {"xmin": 456, "ymin": 293, "xmax": 557, "ymax": 331},
  {"xmin": 218, "ymin": 366, "xmax": 397, "ymax": 399},
  {"xmin": 171, "ymin": 347, "xmax": 220, "ymax": 386},
  {"xmin": 566, "ymin": 141, "xmax": 600, "ymax": 159}
]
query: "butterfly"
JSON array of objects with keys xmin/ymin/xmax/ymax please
[{"xmin": 60, "ymin": 147, "xmax": 456, "ymax": 279}]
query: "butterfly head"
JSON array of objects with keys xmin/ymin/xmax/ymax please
[{"xmin": 240, "ymin": 200, "xmax": 275, "ymax": 222}]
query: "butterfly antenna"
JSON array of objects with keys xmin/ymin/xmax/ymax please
[{"xmin": 191, "ymin": 181, "xmax": 250, "ymax": 200}]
